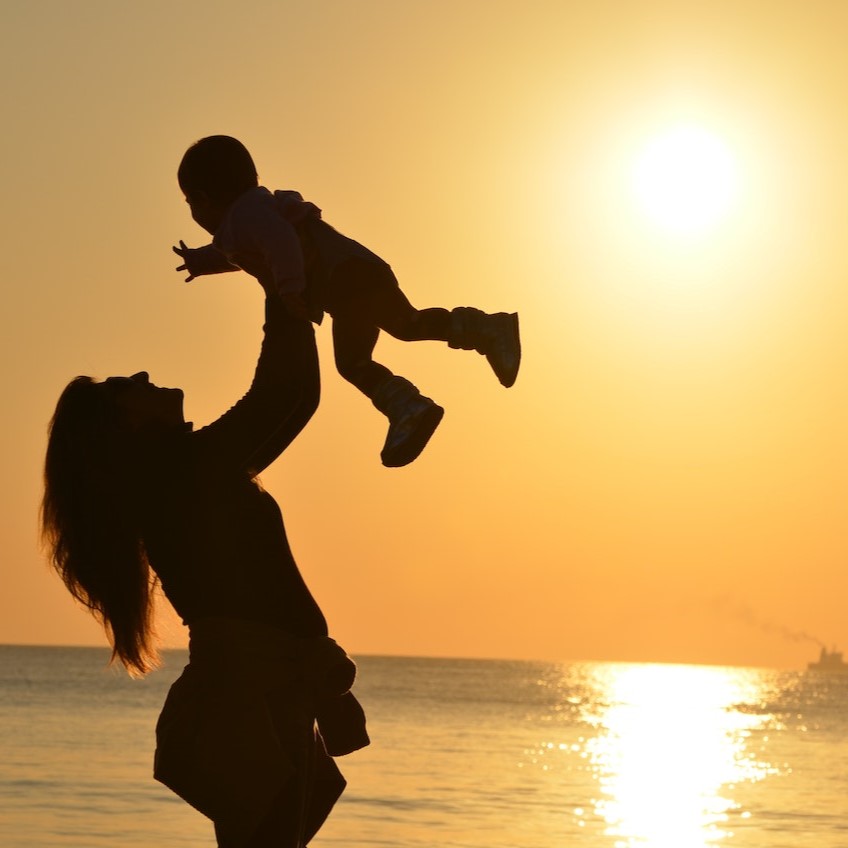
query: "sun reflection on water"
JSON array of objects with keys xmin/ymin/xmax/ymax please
[{"xmin": 578, "ymin": 664, "xmax": 779, "ymax": 848}]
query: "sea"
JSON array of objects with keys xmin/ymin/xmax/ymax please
[{"xmin": 1, "ymin": 646, "xmax": 846, "ymax": 848}]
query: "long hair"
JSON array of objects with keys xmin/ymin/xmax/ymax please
[{"xmin": 41, "ymin": 377, "xmax": 159, "ymax": 676}]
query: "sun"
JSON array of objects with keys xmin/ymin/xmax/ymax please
[{"xmin": 631, "ymin": 125, "xmax": 738, "ymax": 238}]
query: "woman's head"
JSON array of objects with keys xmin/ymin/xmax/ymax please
[
  {"xmin": 105, "ymin": 372, "xmax": 185, "ymax": 432},
  {"xmin": 47, "ymin": 372, "xmax": 185, "ymax": 447},
  {"xmin": 41, "ymin": 372, "xmax": 184, "ymax": 676}
]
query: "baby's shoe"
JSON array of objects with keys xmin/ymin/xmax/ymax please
[{"xmin": 372, "ymin": 376, "xmax": 444, "ymax": 467}]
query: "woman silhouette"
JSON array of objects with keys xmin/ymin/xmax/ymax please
[{"xmin": 41, "ymin": 290, "xmax": 367, "ymax": 847}]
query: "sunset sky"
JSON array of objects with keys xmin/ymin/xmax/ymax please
[{"xmin": 3, "ymin": 0, "xmax": 848, "ymax": 669}]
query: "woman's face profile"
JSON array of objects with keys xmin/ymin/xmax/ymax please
[{"xmin": 106, "ymin": 372, "xmax": 185, "ymax": 432}]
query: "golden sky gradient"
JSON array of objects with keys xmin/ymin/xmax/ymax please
[{"xmin": 3, "ymin": 0, "xmax": 848, "ymax": 668}]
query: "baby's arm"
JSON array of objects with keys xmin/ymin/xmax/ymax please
[
  {"xmin": 227, "ymin": 203, "xmax": 311, "ymax": 318},
  {"xmin": 173, "ymin": 240, "xmax": 238, "ymax": 282}
]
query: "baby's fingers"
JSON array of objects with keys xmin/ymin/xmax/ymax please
[{"xmin": 173, "ymin": 259, "xmax": 194, "ymax": 282}]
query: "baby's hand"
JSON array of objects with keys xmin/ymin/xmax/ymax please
[
  {"xmin": 173, "ymin": 241, "xmax": 237, "ymax": 282},
  {"xmin": 280, "ymin": 292, "xmax": 311, "ymax": 322},
  {"xmin": 173, "ymin": 240, "xmax": 196, "ymax": 282}
]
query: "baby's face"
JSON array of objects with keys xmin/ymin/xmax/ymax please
[{"xmin": 185, "ymin": 193, "xmax": 225, "ymax": 235}]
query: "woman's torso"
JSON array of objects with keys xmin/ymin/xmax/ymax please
[{"xmin": 142, "ymin": 448, "xmax": 327, "ymax": 638}]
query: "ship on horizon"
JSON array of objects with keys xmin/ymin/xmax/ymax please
[{"xmin": 807, "ymin": 646, "xmax": 848, "ymax": 672}]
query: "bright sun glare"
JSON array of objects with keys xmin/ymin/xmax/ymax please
[
  {"xmin": 584, "ymin": 664, "xmax": 775, "ymax": 847},
  {"xmin": 632, "ymin": 125, "xmax": 738, "ymax": 237}
]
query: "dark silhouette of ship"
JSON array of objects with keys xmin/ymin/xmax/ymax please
[{"xmin": 807, "ymin": 646, "xmax": 848, "ymax": 672}]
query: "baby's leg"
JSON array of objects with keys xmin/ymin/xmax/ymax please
[
  {"xmin": 356, "ymin": 267, "xmax": 520, "ymax": 387},
  {"xmin": 371, "ymin": 287, "xmax": 451, "ymax": 343},
  {"xmin": 332, "ymin": 314, "xmax": 443, "ymax": 467},
  {"xmin": 330, "ymin": 259, "xmax": 451, "ymax": 343},
  {"xmin": 332, "ymin": 317, "xmax": 392, "ymax": 396}
]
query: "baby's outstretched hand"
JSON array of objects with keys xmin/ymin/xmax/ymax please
[
  {"xmin": 173, "ymin": 241, "xmax": 237, "ymax": 282},
  {"xmin": 173, "ymin": 240, "xmax": 196, "ymax": 282}
]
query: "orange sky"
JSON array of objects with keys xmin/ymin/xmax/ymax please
[{"xmin": 3, "ymin": 0, "xmax": 848, "ymax": 669}]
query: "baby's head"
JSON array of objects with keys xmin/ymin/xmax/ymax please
[{"xmin": 178, "ymin": 135, "xmax": 259, "ymax": 233}]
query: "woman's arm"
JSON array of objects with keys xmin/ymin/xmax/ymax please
[{"xmin": 190, "ymin": 296, "xmax": 320, "ymax": 476}]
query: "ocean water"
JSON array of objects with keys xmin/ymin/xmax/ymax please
[{"xmin": 0, "ymin": 647, "xmax": 846, "ymax": 847}]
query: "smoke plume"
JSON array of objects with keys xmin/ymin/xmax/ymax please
[{"xmin": 709, "ymin": 595, "xmax": 825, "ymax": 647}]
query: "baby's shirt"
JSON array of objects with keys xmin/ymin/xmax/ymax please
[
  {"xmin": 184, "ymin": 187, "xmax": 387, "ymax": 319},
  {"xmin": 210, "ymin": 186, "xmax": 319, "ymax": 296}
]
